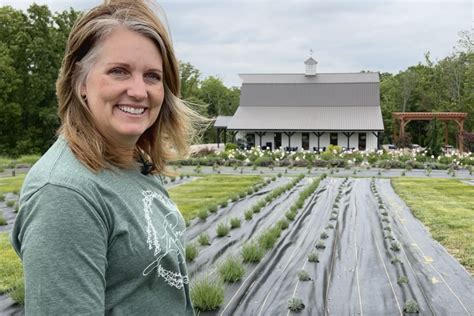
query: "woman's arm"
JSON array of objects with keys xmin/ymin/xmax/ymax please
[{"xmin": 12, "ymin": 184, "xmax": 108, "ymax": 315}]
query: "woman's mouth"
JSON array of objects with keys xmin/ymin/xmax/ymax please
[{"xmin": 117, "ymin": 105, "xmax": 147, "ymax": 115}]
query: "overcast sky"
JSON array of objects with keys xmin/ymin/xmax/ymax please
[{"xmin": 1, "ymin": 0, "xmax": 472, "ymax": 87}]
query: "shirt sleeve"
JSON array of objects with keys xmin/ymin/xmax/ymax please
[{"xmin": 12, "ymin": 183, "xmax": 108, "ymax": 315}]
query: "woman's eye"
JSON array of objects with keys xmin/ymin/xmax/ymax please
[
  {"xmin": 109, "ymin": 68, "xmax": 127, "ymax": 76},
  {"xmin": 145, "ymin": 72, "xmax": 162, "ymax": 82}
]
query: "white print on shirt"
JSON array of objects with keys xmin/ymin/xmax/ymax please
[{"xmin": 141, "ymin": 190, "xmax": 189, "ymax": 289}]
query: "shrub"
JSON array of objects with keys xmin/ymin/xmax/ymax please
[
  {"xmin": 230, "ymin": 217, "xmax": 241, "ymax": 229},
  {"xmin": 185, "ymin": 243, "xmax": 199, "ymax": 262},
  {"xmin": 0, "ymin": 212, "xmax": 7, "ymax": 226},
  {"xmin": 225, "ymin": 143, "xmax": 237, "ymax": 151},
  {"xmin": 191, "ymin": 277, "xmax": 224, "ymax": 311},
  {"xmin": 216, "ymin": 223, "xmax": 230, "ymax": 237},
  {"xmin": 220, "ymin": 200, "xmax": 228, "ymax": 208},
  {"xmin": 218, "ymin": 256, "xmax": 245, "ymax": 283},
  {"xmin": 0, "ymin": 194, "xmax": 4, "ymax": 202},
  {"xmin": 320, "ymin": 231, "xmax": 329, "ymax": 239},
  {"xmin": 315, "ymin": 241, "xmax": 326, "ymax": 249},
  {"xmin": 258, "ymin": 226, "xmax": 281, "ymax": 250},
  {"xmin": 325, "ymin": 224, "xmax": 334, "ymax": 230},
  {"xmin": 403, "ymin": 300, "xmax": 419, "ymax": 313},
  {"xmin": 241, "ymin": 242, "xmax": 265, "ymax": 263},
  {"xmin": 390, "ymin": 241, "xmax": 401, "ymax": 252},
  {"xmin": 254, "ymin": 156, "xmax": 274, "ymax": 167},
  {"xmin": 198, "ymin": 233, "xmax": 210, "ymax": 246},
  {"xmin": 244, "ymin": 210, "xmax": 253, "ymax": 220},
  {"xmin": 308, "ymin": 252, "xmax": 319, "ymax": 262},
  {"xmin": 398, "ymin": 276, "xmax": 409, "ymax": 284},
  {"xmin": 231, "ymin": 195, "xmax": 239, "ymax": 202},
  {"xmin": 391, "ymin": 257, "xmax": 402, "ymax": 264},
  {"xmin": 329, "ymin": 214, "xmax": 337, "ymax": 221},
  {"xmin": 8, "ymin": 278, "xmax": 24, "ymax": 305},
  {"xmin": 14, "ymin": 203, "xmax": 19, "ymax": 213},
  {"xmin": 277, "ymin": 219, "xmax": 289, "ymax": 230},
  {"xmin": 285, "ymin": 211, "xmax": 296, "ymax": 221},
  {"xmin": 298, "ymin": 270, "xmax": 311, "ymax": 281},
  {"xmin": 208, "ymin": 205, "xmax": 218, "ymax": 213},
  {"xmin": 239, "ymin": 191, "xmax": 246, "ymax": 198},
  {"xmin": 287, "ymin": 297, "xmax": 305, "ymax": 312},
  {"xmin": 198, "ymin": 209, "xmax": 209, "ymax": 221}
]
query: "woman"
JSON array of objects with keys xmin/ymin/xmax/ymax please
[{"xmin": 12, "ymin": 0, "xmax": 197, "ymax": 314}]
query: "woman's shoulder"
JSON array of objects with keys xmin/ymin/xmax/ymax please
[{"xmin": 21, "ymin": 137, "xmax": 100, "ymax": 202}]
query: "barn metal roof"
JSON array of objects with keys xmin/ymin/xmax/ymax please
[
  {"xmin": 214, "ymin": 116, "xmax": 233, "ymax": 128},
  {"xmin": 239, "ymin": 72, "xmax": 379, "ymax": 84},
  {"xmin": 226, "ymin": 106, "xmax": 384, "ymax": 131}
]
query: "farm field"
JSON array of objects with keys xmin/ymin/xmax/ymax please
[
  {"xmin": 0, "ymin": 173, "xmax": 473, "ymax": 315},
  {"xmin": 184, "ymin": 176, "xmax": 473, "ymax": 315}
]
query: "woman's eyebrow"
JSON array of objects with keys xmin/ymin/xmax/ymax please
[{"xmin": 106, "ymin": 62, "xmax": 163, "ymax": 72}]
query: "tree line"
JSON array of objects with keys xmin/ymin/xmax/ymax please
[{"xmin": 0, "ymin": 4, "xmax": 472, "ymax": 156}]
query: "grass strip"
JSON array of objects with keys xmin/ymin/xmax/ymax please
[
  {"xmin": 168, "ymin": 175, "xmax": 263, "ymax": 221},
  {"xmin": 392, "ymin": 178, "xmax": 474, "ymax": 274}
]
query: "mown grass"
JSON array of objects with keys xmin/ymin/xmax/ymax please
[
  {"xmin": 392, "ymin": 178, "xmax": 474, "ymax": 274},
  {"xmin": 169, "ymin": 175, "xmax": 263, "ymax": 220},
  {"xmin": 0, "ymin": 174, "xmax": 26, "ymax": 194},
  {"xmin": 0, "ymin": 232, "xmax": 23, "ymax": 302},
  {"xmin": 0, "ymin": 155, "xmax": 40, "ymax": 169}
]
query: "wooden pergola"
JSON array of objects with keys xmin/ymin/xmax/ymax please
[{"xmin": 392, "ymin": 112, "xmax": 468, "ymax": 152}]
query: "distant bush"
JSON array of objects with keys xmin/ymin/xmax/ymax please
[
  {"xmin": 287, "ymin": 297, "xmax": 305, "ymax": 312},
  {"xmin": 241, "ymin": 242, "xmax": 264, "ymax": 263},
  {"xmin": 218, "ymin": 256, "xmax": 245, "ymax": 283},
  {"xmin": 229, "ymin": 217, "xmax": 241, "ymax": 229},
  {"xmin": 308, "ymin": 252, "xmax": 319, "ymax": 262},
  {"xmin": 185, "ymin": 243, "xmax": 199, "ymax": 262},
  {"xmin": 198, "ymin": 233, "xmax": 210, "ymax": 246},
  {"xmin": 191, "ymin": 277, "xmax": 224, "ymax": 311},
  {"xmin": 225, "ymin": 143, "xmax": 238, "ymax": 151},
  {"xmin": 216, "ymin": 223, "xmax": 230, "ymax": 237}
]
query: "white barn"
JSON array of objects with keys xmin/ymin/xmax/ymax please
[{"xmin": 216, "ymin": 58, "xmax": 384, "ymax": 151}]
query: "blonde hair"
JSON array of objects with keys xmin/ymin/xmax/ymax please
[{"xmin": 56, "ymin": 0, "xmax": 200, "ymax": 175}]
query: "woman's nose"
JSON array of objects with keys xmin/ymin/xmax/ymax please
[{"xmin": 127, "ymin": 76, "xmax": 147, "ymax": 100}]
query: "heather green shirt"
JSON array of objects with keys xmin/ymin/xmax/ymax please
[{"xmin": 11, "ymin": 137, "xmax": 194, "ymax": 315}]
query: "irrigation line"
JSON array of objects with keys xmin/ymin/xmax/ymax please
[
  {"xmin": 259, "ymin": 192, "xmax": 320, "ymax": 316},
  {"xmin": 384, "ymin": 189, "xmax": 471, "ymax": 315},
  {"xmin": 351, "ymin": 189, "xmax": 364, "ymax": 316},
  {"xmin": 372, "ymin": 231, "xmax": 403, "ymax": 315},
  {"xmin": 324, "ymin": 179, "xmax": 345, "ymax": 316},
  {"xmin": 219, "ymin": 178, "xmax": 315, "ymax": 315}
]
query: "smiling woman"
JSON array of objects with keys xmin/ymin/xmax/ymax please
[{"xmin": 11, "ymin": 0, "xmax": 202, "ymax": 315}]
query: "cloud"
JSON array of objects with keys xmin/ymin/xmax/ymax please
[{"xmin": 3, "ymin": 0, "xmax": 471, "ymax": 86}]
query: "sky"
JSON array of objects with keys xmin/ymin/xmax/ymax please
[{"xmin": 1, "ymin": 0, "xmax": 472, "ymax": 87}]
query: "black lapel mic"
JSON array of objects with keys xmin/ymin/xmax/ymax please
[{"xmin": 138, "ymin": 155, "xmax": 153, "ymax": 175}]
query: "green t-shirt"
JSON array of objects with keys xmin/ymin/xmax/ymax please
[{"xmin": 11, "ymin": 137, "xmax": 194, "ymax": 315}]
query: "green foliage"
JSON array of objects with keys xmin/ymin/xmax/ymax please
[
  {"xmin": 218, "ymin": 256, "xmax": 245, "ymax": 283},
  {"xmin": 197, "ymin": 233, "xmax": 210, "ymax": 246},
  {"xmin": 403, "ymin": 300, "xmax": 419, "ymax": 313},
  {"xmin": 308, "ymin": 252, "xmax": 319, "ymax": 263},
  {"xmin": 397, "ymin": 276, "xmax": 409, "ymax": 284},
  {"xmin": 190, "ymin": 276, "xmax": 224, "ymax": 311},
  {"xmin": 229, "ymin": 217, "xmax": 241, "ymax": 229},
  {"xmin": 241, "ymin": 242, "xmax": 265, "ymax": 263},
  {"xmin": 225, "ymin": 143, "xmax": 237, "ymax": 151},
  {"xmin": 244, "ymin": 210, "xmax": 253, "ymax": 220},
  {"xmin": 287, "ymin": 297, "xmax": 305, "ymax": 312},
  {"xmin": 297, "ymin": 270, "xmax": 311, "ymax": 281},
  {"xmin": 197, "ymin": 209, "xmax": 208, "ymax": 221},
  {"xmin": 8, "ymin": 277, "xmax": 24, "ymax": 305},
  {"xmin": 216, "ymin": 222, "xmax": 230, "ymax": 237},
  {"xmin": 0, "ymin": 233, "xmax": 23, "ymax": 294},
  {"xmin": 258, "ymin": 226, "xmax": 281, "ymax": 250},
  {"xmin": 392, "ymin": 178, "xmax": 474, "ymax": 273},
  {"xmin": 185, "ymin": 243, "xmax": 199, "ymax": 262},
  {"xmin": 0, "ymin": 212, "xmax": 6, "ymax": 226}
]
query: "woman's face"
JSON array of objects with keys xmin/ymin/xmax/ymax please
[{"xmin": 82, "ymin": 27, "xmax": 164, "ymax": 148}]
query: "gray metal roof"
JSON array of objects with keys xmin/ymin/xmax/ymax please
[
  {"xmin": 239, "ymin": 72, "xmax": 379, "ymax": 84},
  {"xmin": 240, "ymin": 82, "xmax": 379, "ymax": 107},
  {"xmin": 214, "ymin": 116, "xmax": 233, "ymax": 128},
  {"xmin": 227, "ymin": 106, "xmax": 384, "ymax": 131}
]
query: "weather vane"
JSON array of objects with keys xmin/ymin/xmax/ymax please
[{"xmin": 310, "ymin": 49, "xmax": 313, "ymax": 57}]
